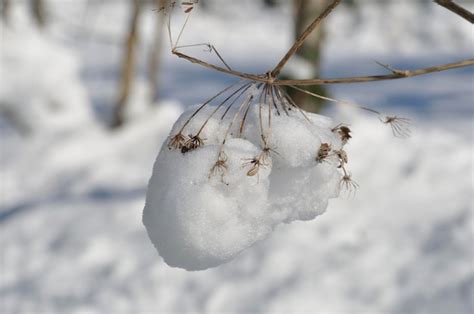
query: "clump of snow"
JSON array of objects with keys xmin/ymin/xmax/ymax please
[{"xmin": 143, "ymin": 86, "xmax": 345, "ymax": 270}]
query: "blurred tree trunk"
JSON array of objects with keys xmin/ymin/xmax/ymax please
[
  {"xmin": 111, "ymin": 0, "xmax": 143, "ymax": 128},
  {"xmin": 148, "ymin": 0, "xmax": 168, "ymax": 104},
  {"xmin": 263, "ymin": 0, "xmax": 278, "ymax": 7},
  {"xmin": 287, "ymin": 0, "xmax": 329, "ymax": 113},
  {"xmin": 1, "ymin": 0, "xmax": 11, "ymax": 24},
  {"xmin": 31, "ymin": 0, "xmax": 47, "ymax": 28}
]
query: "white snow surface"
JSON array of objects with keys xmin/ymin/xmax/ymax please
[
  {"xmin": 0, "ymin": 23, "xmax": 94, "ymax": 135},
  {"xmin": 1, "ymin": 0, "xmax": 473, "ymax": 312},
  {"xmin": 143, "ymin": 97, "xmax": 342, "ymax": 270},
  {"xmin": 2, "ymin": 104, "xmax": 472, "ymax": 313}
]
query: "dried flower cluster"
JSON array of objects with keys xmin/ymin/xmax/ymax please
[
  {"xmin": 158, "ymin": 0, "xmax": 421, "ymax": 197},
  {"xmin": 165, "ymin": 81, "xmax": 370, "ymax": 195}
]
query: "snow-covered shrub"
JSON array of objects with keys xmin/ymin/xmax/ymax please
[
  {"xmin": 0, "ymin": 25, "xmax": 93, "ymax": 134},
  {"xmin": 143, "ymin": 83, "xmax": 354, "ymax": 270}
]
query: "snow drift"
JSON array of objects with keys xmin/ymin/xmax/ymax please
[{"xmin": 0, "ymin": 24, "xmax": 93, "ymax": 135}]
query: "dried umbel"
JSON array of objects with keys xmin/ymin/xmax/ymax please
[
  {"xmin": 316, "ymin": 143, "xmax": 331, "ymax": 163},
  {"xmin": 340, "ymin": 169, "xmax": 359, "ymax": 198},
  {"xmin": 380, "ymin": 116, "xmax": 411, "ymax": 138},
  {"xmin": 163, "ymin": 81, "xmax": 362, "ymax": 199},
  {"xmin": 242, "ymin": 156, "xmax": 266, "ymax": 177},
  {"xmin": 168, "ymin": 132, "xmax": 186, "ymax": 150},
  {"xmin": 209, "ymin": 151, "xmax": 228, "ymax": 183},
  {"xmin": 334, "ymin": 149, "xmax": 348, "ymax": 168},
  {"xmin": 182, "ymin": 134, "xmax": 205, "ymax": 153},
  {"xmin": 332, "ymin": 124, "xmax": 352, "ymax": 145}
]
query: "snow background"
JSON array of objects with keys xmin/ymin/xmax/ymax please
[{"xmin": 1, "ymin": 0, "xmax": 473, "ymax": 313}]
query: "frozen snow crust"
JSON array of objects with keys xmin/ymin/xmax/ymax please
[{"xmin": 143, "ymin": 90, "xmax": 343, "ymax": 270}]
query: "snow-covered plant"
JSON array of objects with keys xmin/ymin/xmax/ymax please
[
  {"xmin": 143, "ymin": 0, "xmax": 474, "ymax": 271},
  {"xmin": 144, "ymin": 82, "xmax": 351, "ymax": 270}
]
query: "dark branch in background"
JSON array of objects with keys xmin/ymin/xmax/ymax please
[
  {"xmin": 112, "ymin": 0, "xmax": 142, "ymax": 129},
  {"xmin": 149, "ymin": 0, "xmax": 169, "ymax": 103},
  {"xmin": 289, "ymin": 0, "xmax": 331, "ymax": 113},
  {"xmin": 31, "ymin": 0, "xmax": 47, "ymax": 28},
  {"xmin": 434, "ymin": 0, "xmax": 474, "ymax": 23},
  {"xmin": 1, "ymin": 0, "xmax": 11, "ymax": 24}
]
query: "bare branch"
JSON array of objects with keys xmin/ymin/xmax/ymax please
[
  {"xmin": 270, "ymin": 0, "xmax": 341, "ymax": 78},
  {"xmin": 434, "ymin": 0, "xmax": 474, "ymax": 23},
  {"xmin": 287, "ymin": 85, "xmax": 380, "ymax": 115},
  {"xmin": 211, "ymin": 45, "xmax": 233, "ymax": 71},
  {"xmin": 273, "ymin": 59, "xmax": 474, "ymax": 85},
  {"xmin": 175, "ymin": 43, "xmax": 233, "ymax": 71},
  {"xmin": 172, "ymin": 50, "xmax": 266, "ymax": 82},
  {"xmin": 167, "ymin": 1, "xmax": 473, "ymax": 89}
]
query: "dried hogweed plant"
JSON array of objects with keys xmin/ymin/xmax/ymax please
[{"xmin": 158, "ymin": 0, "xmax": 474, "ymax": 195}]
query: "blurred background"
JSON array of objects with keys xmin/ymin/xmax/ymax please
[{"xmin": 1, "ymin": 0, "xmax": 473, "ymax": 313}]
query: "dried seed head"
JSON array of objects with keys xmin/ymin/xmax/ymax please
[
  {"xmin": 381, "ymin": 115, "xmax": 411, "ymax": 138},
  {"xmin": 260, "ymin": 145, "xmax": 279, "ymax": 164},
  {"xmin": 316, "ymin": 143, "xmax": 331, "ymax": 163},
  {"xmin": 244, "ymin": 159, "xmax": 261, "ymax": 177},
  {"xmin": 169, "ymin": 133, "xmax": 187, "ymax": 150},
  {"xmin": 334, "ymin": 149, "xmax": 348, "ymax": 168},
  {"xmin": 332, "ymin": 125, "xmax": 352, "ymax": 145},
  {"xmin": 209, "ymin": 151, "xmax": 228, "ymax": 183},
  {"xmin": 182, "ymin": 134, "xmax": 205, "ymax": 153},
  {"xmin": 181, "ymin": 0, "xmax": 198, "ymax": 13},
  {"xmin": 241, "ymin": 146, "xmax": 274, "ymax": 179},
  {"xmin": 340, "ymin": 171, "xmax": 359, "ymax": 197},
  {"xmin": 156, "ymin": 1, "xmax": 177, "ymax": 14},
  {"xmin": 242, "ymin": 150, "xmax": 271, "ymax": 178}
]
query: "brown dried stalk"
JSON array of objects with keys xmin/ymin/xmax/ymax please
[
  {"xmin": 434, "ymin": 0, "xmax": 474, "ymax": 23},
  {"xmin": 167, "ymin": 0, "xmax": 473, "ymax": 88},
  {"xmin": 274, "ymin": 59, "xmax": 474, "ymax": 86},
  {"xmin": 270, "ymin": 0, "xmax": 341, "ymax": 78}
]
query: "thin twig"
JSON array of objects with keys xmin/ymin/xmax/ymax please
[
  {"xmin": 174, "ymin": 12, "xmax": 191, "ymax": 48},
  {"xmin": 288, "ymin": 85, "xmax": 380, "ymax": 115},
  {"xmin": 196, "ymin": 82, "xmax": 252, "ymax": 136},
  {"xmin": 221, "ymin": 94, "xmax": 254, "ymax": 147},
  {"xmin": 276, "ymin": 86, "xmax": 312, "ymax": 123},
  {"xmin": 172, "ymin": 50, "xmax": 266, "ymax": 82},
  {"xmin": 177, "ymin": 80, "xmax": 243, "ymax": 134},
  {"xmin": 270, "ymin": 0, "xmax": 341, "ymax": 78},
  {"xmin": 239, "ymin": 84, "xmax": 261, "ymax": 137},
  {"xmin": 434, "ymin": 0, "xmax": 474, "ymax": 23},
  {"xmin": 274, "ymin": 59, "xmax": 474, "ymax": 85},
  {"xmin": 175, "ymin": 43, "xmax": 233, "ymax": 71},
  {"xmin": 212, "ymin": 45, "xmax": 233, "ymax": 71},
  {"xmin": 220, "ymin": 84, "xmax": 253, "ymax": 120}
]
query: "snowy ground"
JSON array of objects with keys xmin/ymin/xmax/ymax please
[{"xmin": 1, "ymin": 0, "xmax": 473, "ymax": 313}]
